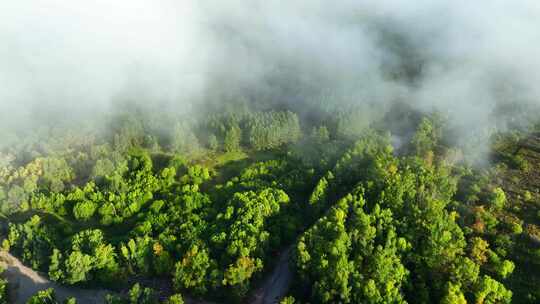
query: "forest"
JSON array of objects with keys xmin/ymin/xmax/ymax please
[
  {"xmin": 3, "ymin": 0, "xmax": 540, "ymax": 302},
  {"xmin": 0, "ymin": 101, "xmax": 539, "ymax": 304}
]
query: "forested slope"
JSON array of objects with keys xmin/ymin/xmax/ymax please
[{"xmin": 0, "ymin": 105, "xmax": 539, "ymax": 304}]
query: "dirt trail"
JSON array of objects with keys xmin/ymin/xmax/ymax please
[
  {"xmin": 249, "ymin": 246, "xmax": 293, "ymax": 304},
  {"xmin": 0, "ymin": 251, "xmax": 109, "ymax": 304},
  {"xmin": 0, "ymin": 247, "xmax": 292, "ymax": 304}
]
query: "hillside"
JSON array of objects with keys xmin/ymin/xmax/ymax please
[{"xmin": 0, "ymin": 108, "xmax": 539, "ymax": 304}]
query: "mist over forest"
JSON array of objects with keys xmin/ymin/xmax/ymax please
[
  {"xmin": 2, "ymin": 1, "xmax": 540, "ymax": 145},
  {"xmin": 1, "ymin": 1, "xmax": 540, "ymax": 304}
]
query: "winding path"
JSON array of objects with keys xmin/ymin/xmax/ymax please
[
  {"xmin": 0, "ymin": 251, "xmax": 109, "ymax": 304},
  {"xmin": 249, "ymin": 247, "xmax": 293, "ymax": 304},
  {"xmin": 0, "ymin": 247, "xmax": 293, "ymax": 304}
]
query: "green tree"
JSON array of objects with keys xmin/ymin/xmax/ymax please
[
  {"xmin": 311, "ymin": 125, "xmax": 330, "ymax": 142},
  {"xmin": 7, "ymin": 185, "xmax": 27, "ymax": 210},
  {"xmin": 295, "ymin": 206, "xmax": 352, "ymax": 303},
  {"xmin": 72, "ymin": 201, "xmax": 97, "ymax": 221},
  {"xmin": 497, "ymin": 260, "xmax": 515, "ymax": 279},
  {"xmin": 280, "ymin": 296, "xmax": 296, "ymax": 304},
  {"xmin": 224, "ymin": 125, "xmax": 242, "ymax": 153},
  {"xmin": 440, "ymin": 282, "xmax": 466, "ymax": 304},
  {"xmin": 489, "ymin": 187, "xmax": 506, "ymax": 211},
  {"xmin": 411, "ymin": 117, "xmax": 442, "ymax": 158},
  {"xmin": 0, "ymin": 277, "xmax": 7, "ymax": 304},
  {"xmin": 26, "ymin": 288, "xmax": 58, "ymax": 304},
  {"xmin": 165, "ymin": 294, "xmax": 184, "ymax": 304},
  {"xmin": 222, "ymin": 256, "xmax": 263, "ymax": 287},
  {"xmin": 173, "ymin": 244, "xmax": 214, "ymax": 294},
  {"xmin": 92, "ymin": 158, "xmax": 115, "ymax": 180},
  {"xmin": 120, "ymin": 237, "xmax": 152, "ymax": 275},
  {"xmin": 474, "ymin": 275, "xmax": 512, "ymax": 304},
  {"xmin": 450, "ymin": 256, "xmax": 479, "ymax": 289},
  {"xmin": 246, "ymin": 111, "xmax": 301, "ymax": 150},
  {"xmin": 128, "ymin": 283, "xmax": 156, "ymax": 304},
  {"xmin": 8, "ymin": 215, "xmax": 54, "ymax": 270},
  {"xmin": 208, "ymin": 134, "xmax": 219, "ymax": 151},
  {"xmin": 40, "ymin": 157, "xmax": 74, "ymax": 193},
  {"xmin": 171, "ymin": 122, "xmax": 200, "ymax": 155},
  {"xmin": 152, "ymin": 243, "xmax": 174, "ymax": 276},
  {"xmin": 470, "ymin": 237, "xmax": 489, "ymax": 265},
  {"xmin": 48, "ymin": 249, "xmax": 64, "ymax": 282},
  {"xmin": 93, "ymin": 243, "xmax": 119, "ymax": 282},
  {"xmin": 64, "ymin": 251, "xmax": 94, "ymax": 284},
  {"xmin": 308, "ymin": 176, "xmax": 329, "ymax": 214}
]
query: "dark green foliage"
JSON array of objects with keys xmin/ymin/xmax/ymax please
[
  {"xmin": 295, "ymin": 189, "xmax": 409, "ymax": 303},
  {"xmin": 246, "ymin": 111, "xmax": 301, "ymax": 150},
  {"xmin": 72, "ymin": 200, "xmax": 97, "ymax": 221},
  {"xmin": 1, "ymin": 107, "xmax": 536, "ymax": 304},
  {"xmin": 224, "ymin": 125, "xmax": 242, "ymax": 153},
  {"xmin": 128, "ymin": 283, "xmax": 156, "ymax": 304},
  {"xmin": 104, "ymin": 284, "xmax": 157, "ymax": 304},
  {"xmin": 310, "ymin": 125, "xmax": 330, "ymax": 142},
  {"xmin": 40, "ymin": 157, "xmax": 74, "ymax": 192},
  {"xmin": 64, "ymin": 251, "xmax": 94, "ymax": 284},
  {"xmin": 173, "ymin": 244, "xmax": 215, "ymax": 294},
  {"xmin": 8, "ymin": 215, "xmax": 54, "ymax": 270},
  {"xmin": 164, "ymin": 294, "xmax": 184, "ymax": 304},
  {"xmin": 474, "ymin": 275, "xmax": 512, "ymax": 304},
  {"xmin": 120, "ymin": 236, "xmax": 153, "ymax": 275},
  {"xmin": 279, "ymin": 296, "xmax": 296, "ymax": 304},
  {"xmin": 411, "ymin": 117, "xmax": 441, "ymax": 157},
  {"xmin": 59, "ymin": 229, "xmax": 119, "ymax": 285},
  {"xmin": 0, "ymin": 277, "xmax": 7, "ymax": 304},
  {"xmin": 489, "ymin": 187, "xmax": 507, "ymax": 211},
  {"xmin": 26, "ymin": 288, "xmax": 59, "ymax": 304},
  {"xmin": 171, "ymin": 122, "xmax": 200, "ymax": 155},
  {"xmin": 332, "ymin": 106, "xmax": 380, "ymax": 139}
]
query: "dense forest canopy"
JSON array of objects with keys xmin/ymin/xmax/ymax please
[
  {"xmin": 2, "ymin": 1, "xmax": 540, "ymax": 304},
  {"xmin": 0, "ymin": 102, "xmax": 539, "ymax": 304}
]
